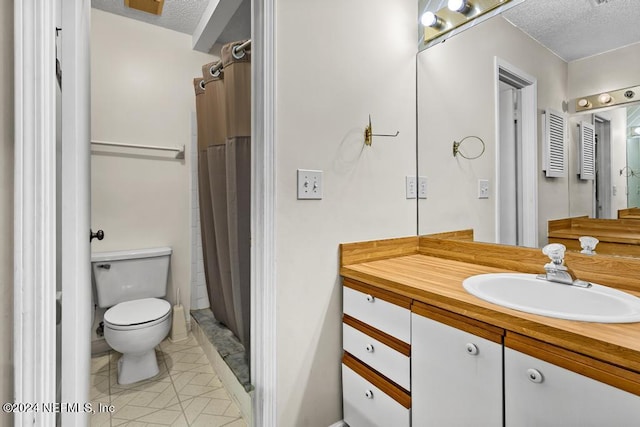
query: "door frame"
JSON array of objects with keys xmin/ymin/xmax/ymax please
[
  {"xmin": 594, "ymin": 115, "xmax": 612, "ymax": 218},
  {"xmin": 494, "ymin": 58, "xmax": 538, "ymax": 248},
  {"xmin": 14, "ymin": 1, "xmax": 58, "ymax": 425},
  {"xmin": 14, "ymin": 1, "xmax": 91, "ymax": 426},
  {"xmin": 251, "ymin": 0, "xmax": 278, "ymax": 425}
]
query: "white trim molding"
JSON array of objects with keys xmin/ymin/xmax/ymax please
[
  {"xmin": 494, "ymin": 57, "xmax": 538, "ymax": 248},
  {"xmin": 14, "ymin": 0, "xmax": 57, "ymax": 425},
  {"xmin": 251, "ymin": 0, "xmax": 277, "ymax": 426},
  {"xmin": 60, "ymin": 1, "xmax": 92, "ymax": 426}
]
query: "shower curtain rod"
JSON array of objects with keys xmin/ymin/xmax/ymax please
[
  {"xmin": 210, "ymin": 39, "xmax": 251, "ymax": 76},
  {"xmin": 91, "ymin": 140, "xmax": 185, "ymax": 159}
]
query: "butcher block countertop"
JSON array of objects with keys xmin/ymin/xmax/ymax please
[{"xmin": 340, "ymin": 231, "xmax": 640, "ymax": 393}]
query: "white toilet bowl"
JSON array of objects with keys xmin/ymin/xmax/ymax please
[{"xmin": 103, "ymin": 297, "xmax": 172, "ymax": 384}]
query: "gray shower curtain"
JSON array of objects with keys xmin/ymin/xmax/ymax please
[{"xmin": 193, "ymin": 41, "xmax": 251, "ymax": 362}]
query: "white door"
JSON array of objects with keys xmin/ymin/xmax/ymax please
[{"xmin": 498, "ymin": 84, "xmax": 522, "ymax": 245}]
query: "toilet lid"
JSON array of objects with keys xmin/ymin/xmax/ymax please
[{"xmin": 104, "ymin": 298, "xmax": 171, "ymax": 326}]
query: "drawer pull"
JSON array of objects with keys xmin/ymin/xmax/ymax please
[
  {"xmin": 364, "ymin": 389, "xmax": 374, "ymax": 399},
  {"xmin": 465, "ymin": 343, "xmax": 479, "ymax": 356},
  {"xmin": 527, "ymin": 368, "xmax": 544, "ymax": 384},
  {"xmin": 365, "ymin": 294, "xmax": 375, "ymax": 303},
  {"xmin": 365, "ymin": 344, "xmax": 374, "ymax": 353}
]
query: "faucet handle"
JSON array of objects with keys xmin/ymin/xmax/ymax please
[
  {"xmin": 579, "ymin": 236, "xmax": 599, "ymax": 255},
  {"xmin": 542, "ymin": 243, "xmax": 566, "ymax": 266}
]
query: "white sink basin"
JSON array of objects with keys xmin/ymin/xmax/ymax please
[{"xmin": 463, "ymin": 273, "xmax": 640, "ymax": 323}]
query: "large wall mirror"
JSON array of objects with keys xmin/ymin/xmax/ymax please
[{"xmin": 417, "ymin": 0, "xmax": 640, "ymax": 249}]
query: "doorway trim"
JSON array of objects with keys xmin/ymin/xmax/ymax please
[
  {"xmin": 251, "ymin": 0, "xmax": 278, "ymax": 425},
  {"xmin": 494, "ymin": 58, "xmax": 538, "ymax": 248},
  {"xmin": 14, "ymin": 1, "xmax": 58, "ymax": 425},
  {"xmin": 15, "ymin": 1, "xmax": 91, "ymax": 425},
  {"xmin": 594, "ymin": 115, "xmax": 612, "ymax": 218}
]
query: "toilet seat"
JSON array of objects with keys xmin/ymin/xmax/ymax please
[{"xmin": 104, "ymin": 298, "xmax": 171, "ymax": 331}]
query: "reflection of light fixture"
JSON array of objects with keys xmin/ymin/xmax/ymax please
[
  {"xmin": 598, "ymin": 93, "xmax": 612, "ymax": 104},
  {"xmin": 448, "ymin": 0, "xmax": 472, "ymax": 14},
  {"xmin": 577, "ymin": 99, "xmax": 592, "ymax": 109},
  {"xmin": 634, "ymin": 127, "xmax": 640, "ymax": 135},
  {"xmin": 421, "ymin": 11, "xmax": 444, "ymax": 28}
]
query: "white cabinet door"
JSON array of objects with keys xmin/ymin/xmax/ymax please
[
  {"xmin": 412, "ymin": 313, "xmax": 503, "ymax": 426},
  {"xmin": 505, "ymin": 348, "xmax": 640, "ymax": 427}
]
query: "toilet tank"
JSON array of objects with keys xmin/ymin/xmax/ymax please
[{"xmin": 92, "ymin": 247, "xmax": 172, "ymax": 308}]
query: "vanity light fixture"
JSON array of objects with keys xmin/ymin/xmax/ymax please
[
  {"xmin": 422, "ymin": 0, "xmax": 512, "ymax": 45},
  {"xmin": 448, "ymin": 0, "xmax": 472, "ymax": 14},
  {"xmin": 574, "ymin": 84, "xmax": 640, "ymax": 112},
  {"xmin": 634, "ymin": 127, "xmax": 640, "ymax": 136},
  {"xmin": 421, "ymin": 11, "xmax": 444, "ymax": 29}
]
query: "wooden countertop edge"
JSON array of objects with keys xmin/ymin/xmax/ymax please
[
  {"xmin": 549, "ymin": 230, "xmax": 640, "ymax": 244},
  {"xmin": 340, "ymin": 265, "xmax": 640, "ymax": 375}
]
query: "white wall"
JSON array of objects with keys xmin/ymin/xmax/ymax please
[
  {"xmin": 274, "ymin": 0, "xmax": 417, "ymax": 425},
  {"xmin": 417, "ymin": 16, "xmax": 568, "ymax": 244},
  {"xmin": 90, "ymin": 9, "xmax": 215, "ymax": 315},
  {"xmin": 0, "ymin": 2, "xmax": 13, "ymax": 425}
]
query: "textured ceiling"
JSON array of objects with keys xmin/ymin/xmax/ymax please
[
  {"xmin": 503, "ymin": 0, "xmax": 640, "ymax": 62},
  {"xmin": 91, "ymin": 0, "xmax": 210, "ymax": 35}
]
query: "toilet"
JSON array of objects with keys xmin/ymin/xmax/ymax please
[{"xmin": 92, "ymin": 247, "xmax": 173, "ymax": 384}]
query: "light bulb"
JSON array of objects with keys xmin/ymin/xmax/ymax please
[
  {"xmin": 448, "ymin": 0, "xmax": 470, "ymax": 13},
  {"xmin": 577, "ymin": 99, "xmax": 591, "ymax": 108},
  {"xmin": 633, "ymin": 127, "xmax": 640, "ymax": 135},
  {"xmin": 598, "ymin": 93, "xmax": 612, "ymax": 104},
  {"xmin": 421, "ymin": 11, "xmax": 441, "ymax": 28}
]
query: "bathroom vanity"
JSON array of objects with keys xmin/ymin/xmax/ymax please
[
  {"xmin": 619, "ymin": 208, "xmax": 640, "ymax": 219},
  {"xmin": 548, "ymin": 216, "xmax": 640, "ymax": 257},
  {"xmin": 340, "ymin": 234, "xmax": 640, "ymax": 426}
]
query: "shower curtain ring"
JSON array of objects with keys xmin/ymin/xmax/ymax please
[
  {"xmin": 232, "ymin": 45, "xmax": 246, "ymax": 60},
  {"xmin": 199, "ymin": 80, "xmax": 205, "ymax": 90},
  {"xmin": 210, "ymin": 62, "xmax": 222, "ymax": 77}
]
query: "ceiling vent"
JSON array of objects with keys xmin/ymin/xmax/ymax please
[{"xmin": 125, "ymin": 0, "xmax": 164, "ymax": 15}]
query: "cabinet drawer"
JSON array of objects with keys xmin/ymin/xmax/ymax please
[
  {"xmin": 343, "ymin": 286, "xmax": 410, "ymax": 343},
  {"xmin": 343, "ymin": 323, "xmax": 410, "ymax": 391},
  {"xmin": 342, "ymin": 363, "xmax": 410, "ymax": 427}
]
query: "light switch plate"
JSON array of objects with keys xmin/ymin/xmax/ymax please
[
  {"xmin": 297, "ymin": 169, "xmax": 323, "ymax": 199},
  {"xmin": 406, "ymin": 176, "xmax": 417, "ymax": 199},
  {"xmin": 478, "ymin": 179, "xmax": 489, "ymax": 199},
  {"xmin": 418, "ymin": 176, "xmax": 427, "ymax": 199}
]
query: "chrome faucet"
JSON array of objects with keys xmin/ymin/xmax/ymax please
[{"xmin": 537, "ymin": 244, "xmax": 592, "ymax": 288}]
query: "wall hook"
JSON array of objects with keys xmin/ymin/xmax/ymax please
[{"xmin": 364, "ymin": 115, "xmax": 399, "ymax": 146}]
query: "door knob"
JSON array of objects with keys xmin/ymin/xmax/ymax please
[{"xmin": 90, "ymin": 229, "xmax": 104, "ymax": 242}]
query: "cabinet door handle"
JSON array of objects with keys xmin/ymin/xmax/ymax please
[
  {"xmin": 364, "ymin": 390, "xmax": 374, "ymax": 399},
  {"xmin": 365, "ymin": 344, "xmax": 374, "ymax": 353},
  {"xmin": 527, "ymin": 368, "xmax": 544, "ymax": 383},
  {"xmin": 365, "ymin": 294, "xmax": 375, "ymax": 303},
  {"xmin": 465, "ymin": 343, "xmax": 479, "ymax": 356}
]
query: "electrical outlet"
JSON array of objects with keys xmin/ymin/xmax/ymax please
[
  {"xmin": 478, "ymin": 179, "xmax": 489, "ymax": 199},
  {"xmin": 418, "ymin": 176, "xmax": 427, "ymax": 199},
  {"xmin": 612, "ymin": 185, "xmax": 617, "ymax": 196},
  {"xmin": 297, "ymin": 169, "xmax": 323, "ymax": 199},
  {"xmin": 406, "ymin": 176, "xmax": 417, "ymax": 199}
]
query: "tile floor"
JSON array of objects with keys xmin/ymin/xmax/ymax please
[{"xmin": 89, "ymin": 333, "xmax": 247, "ymax": 427}]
